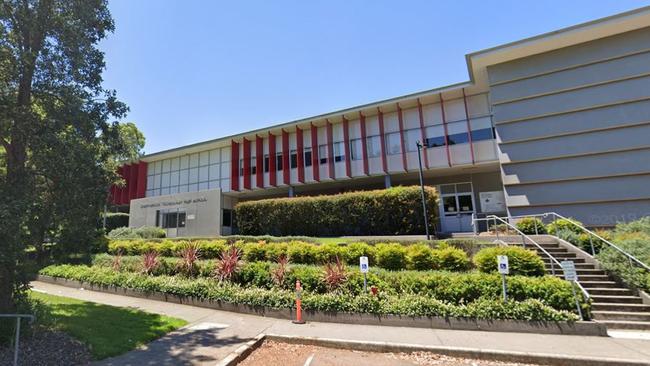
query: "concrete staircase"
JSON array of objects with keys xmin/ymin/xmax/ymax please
[{"xmin": 496, "ymin": 235, "xmax": 650, "ymax": 331}]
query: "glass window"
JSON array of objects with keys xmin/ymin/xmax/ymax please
[
  {"xmin": 264, "ymin": 155, "xmax": 270, "ymax": 173},
  {"xmin": 178, "ymin": 212, "xmax": 186, "ymax": 228},
  {"xmin": 222, "ymin": 209, "xmax": 232, "ymax": 227},
  {"xmin": 333, "ymin": 142, "xmax": 345, "ymax": 162},
  {"xmin": 209, "ymin": 149, "xmax": 220, "ymax": 164},
  {"xmin": 319, "ymin": 145, "xmax": 328, "ymax": 165},
  {"xmin": 180, "ymin": 155, "xmax": 189, "ymax": 169},
  {"xmin": 161, "ymin": 211, "xmax": 186, "ymax": 229},
  {"xmin": 304, "ymin": 147, "xmax": 312, "ymax": 167},
  {"xmin": 179, "ymin": 169, "xmax": 189, "ymax": 185},
  {"xmin": 189, "ymin": 153, "xmax": 199, "ymax": 168},
  {"xmin": 440, "ymin": 184, "xmax": 455, "ymax": 195},
  {"xmin": 239, "ymin": 159, "xmax": 244, "ymax": 176},
  {"xmin": 160, "ymin": 187, "xmax": 170, "ymax": 196},
  {"xmin": 189, "ymin": 167, "xmax": 199, "ymax": 184},
  {"xmin": 162, "ymin": 159, "xmax": 171, "ymax": 173},
  {"xmin": 199, "ymin": 151, "xmax": 210, "ymax": 166},
  {"xmin": 350, "ymin": 138, "xmax": 362, "ymax": 160},
  {"xmin": 171, "ymin": 157, "xmax": 180, "ymax": 171},
  {"xmin": 146, "ymin": 176, "xmax": 154, "ymax": 190},
  {"xmin": 251, "ymin": 157, "xmax": 257, "ymax": 175},
  {"xmin": 443, "ymin": 196, "xmax": 457, "ymax": 214},
  {"xmin": 170, "ymin": 171, "xmax": 180, "ymax": 187},
  {"xmin": 471, "ymin": 128, "xmax": 495, "ymax": 141},
  {"xmin": 290, "ymin": 150, "xmax": 298, "ymax": 169},
  {"xmin": 152, "ymin": 174, "xmax": 161, "ymax": 189},
  {"xmin": 458, "ymin": 195, "xmax": 474, "ymax": 212},
  {"xmin": 385, "ymin": 132, "xmax": 401, "ymax": 155},
  {"xmin": 199, "ymin": 166, "xmax": 209, "ymax": 182},
  {"xmin": 367, "ymin": 135, "xmax": 381, "ymax": 158},
  {"xmin": 199, "ymin": 182, "xmax": 209, "ymax": 191},
  {"xmin": 405, "ymin": 129, "xmax": 421, "ymax": 152},
  {"xmin": 276, "ymin": 153, "xmax": 283, "ymax": 171},
  {"xmin": 425, "ymin": 125, "xmax": 445, "ymax": 148},
  {"xmin": 209, "ymin": 164, "xmax": 219, "ymax": 180},
  {"xmin": 154, "ymin": 161, "xmax": 162, "ymax": 174}
]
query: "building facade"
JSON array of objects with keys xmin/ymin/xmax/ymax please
[{"xmin": 116, "ymin": 7, "xmax": 650, "ymax": 237}]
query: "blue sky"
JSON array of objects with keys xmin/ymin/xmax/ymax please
[{"xmin": 101, "ymin": 1, "xmax": 650, "ymax": 154}]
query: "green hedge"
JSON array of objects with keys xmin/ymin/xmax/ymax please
[
  {"xmin": 107, "ymin": 226, "xmax": 166, "ymax": 239},
  {"xmin": 102, "ymin": 212, "xmax": 130, "ymax": 232},
  {"xmin": 473, "ymin": 246, "xmax": 546, "ymax": 276},
  {"xmin": 90, "ymin": 254, "xmax": 586, "ymax": 313},
  {"xmin": 515, "ymin": 217, "xmax": 546, "ymax": 235},
  {"xmin": 234, "ymin": 186, "xmax": 439, "ymax": 236},
  {"xmin": 39, "ymin": 265, "xmax": 579, "ymax": 321}
]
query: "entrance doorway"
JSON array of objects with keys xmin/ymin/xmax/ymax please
[{"xmin": 439, "ymin": 182, "xmax": 476, "ymax": 233}]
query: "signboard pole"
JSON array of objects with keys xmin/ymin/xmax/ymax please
[
  {"xmin": 560, "ymin": 260, "xmax": 584, "ymax": 321},
  {"xmin": 497, "ymin": 255, "xmax": 509, "ymax": 301},
  {"xmin": 363, "ymin": 272, "xmax": 367, "ymax": 293},
  {"xmin": 360, "ymin": 256, "xmax": 369, "ymax": 292},
  {"xmin": 571, "ymin": 281, "xmax": 584, "ymax": 321},
  {"xmin": 501, "ymin": 273, "xmax": 507, "ymax": 301}
]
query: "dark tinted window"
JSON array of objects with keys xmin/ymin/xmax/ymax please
[{"xmin": 222, "ymin": 209, "xmax": 232, "ymax": 227}]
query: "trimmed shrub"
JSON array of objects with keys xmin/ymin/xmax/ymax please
[
  {"xmin": 432, "ymin": 245, "xmax": 471, "ymax": 271},
  {"xmin": 547, "ymin": 218, "xmax": 583, "ymax": 236},
  {"xmin": 442, "ymin": 238, "xmax": 490, "ymax": 257},
  {"xmin": 515, "ymin": 217, "xmax": 547, "ymax": 235},
  {"xmin": 375, "ymin": 243, "xmax": 408, "ymax": 270},
  {"xmin": 234, "ymin": 186, "xmax": 439, "ymax": 236},
  {"xmin": 102, "ymin": 212, "xmax": 130, "ymax": 232},
  {"xmin": 473, "ymin": 246, "xmax": 545, "ymax": 276},
  {"xmin": 287, "ymin": 241, "xmax": 319, "ymax": 265},
  {"xmin": 406, "ymin": 244, "xmax": 435, "ymax": 270},
  {"xmin": 341, "ymin": 242, "xmax": 376, "ymax": 266},
  {"xmin": 107, "ymin": 226, "xmax": 166, "ymax": 239}
]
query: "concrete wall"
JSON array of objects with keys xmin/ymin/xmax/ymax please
[
  {"xmin": 129, "ymin": 189, "xmax": 222, "ymax": 237},
  {"xmin": 488, "ymin": 26, "xmax": 650, "ymax": 226}
]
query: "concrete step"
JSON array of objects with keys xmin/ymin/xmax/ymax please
[
  {"xmin": 511, "ymin": 243, "xmax": 561, "ymax": 249},
  {"xmin": 544, "ymin": 257, "xmax": 586, "ymax": 264},
  {"xmin": 591, "ymin": 295, "xmax": 643, "ymax": 304},
  {"xmin": 586, "ymin": 288, "xmax": 635, "ymax": 296},
  {"xmin": 592, "ymin": 311, "xmax": 650, "ymax": 321},
  {"xmin": 598, "ymin": 320, "xmax": 650, "ymax": 331},
  {"xmin": 555, "ymin": 274, "xmax": 609, "ymax": 281},
  {"xmin": 581, "ymin": 281, "xmax": 619, "ymax": 288},
  {"xmin": 592, "ymin": 303, "xmax": 650, "ymax": 312}
]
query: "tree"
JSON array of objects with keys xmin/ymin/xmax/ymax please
[
  {"xmin": 116, "ymin": 121, "xmax": 145, "ymax": 161},
  {"xmin": 0, "ymin": 0, "xmax": 130, "ymax": 314}
]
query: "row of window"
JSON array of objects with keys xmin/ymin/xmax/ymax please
[
  {"xmin": 154, "ymin": 208, "xmax": 233, "ymax": 229},
  {"xmin": 238, "ymin": 126, "xmax": 495, "ymax": 176}
]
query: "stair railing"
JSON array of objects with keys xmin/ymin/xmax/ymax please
[
  {"xmin": 486, "ymin": 215, "xmax": 562, "ymax": 275},
  {"xmin": 544, "ymin": 212, "xmax": 650, "ymax": 273}
]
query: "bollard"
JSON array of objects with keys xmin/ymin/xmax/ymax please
[{"xmin": 292, "ymin": 280, "xmax": 305, "ymax": 324}]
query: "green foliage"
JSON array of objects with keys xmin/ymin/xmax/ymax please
[
  {"xmin": 515, "ymin": 218, "xmax": 547, "ymax": 235},
  {"xmin": 473, "ymin": 246, "xmax": 545, "ymax": 276},
  {"xmin": 432, "ymin": 245, "xmax": 471, "ymax": 271},
  {"xmin": 39, "ymin": 265, "xmax": 579, "ymax": 321},
  {"xmin": 234, "ymin": 186, "xmax": 439, "ymax": 236},
  {"xmin": 547, "ymin": 218, "xmax": 583, "ymax": 235},
  {"xmin": 107, "ymin": 226, "xmax": 166, "ymax": 240},
  {"xmin": 101, "ymin": 212, "xmax": 130, "ymax": 232},
  {"xmin": 286, "ymin": 241, "xmax": 320, "ymax": 265},
  {"xmin": 375, "ymin": 244, "xmax": 408, "ymax": 270},
  {"xmin": 406, "ymin": 244, "xmax": 436, "ymax": 270}
]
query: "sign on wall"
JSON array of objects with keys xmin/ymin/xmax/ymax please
[{"xmin": 479, "ymin": 191, "xmax": 506, "ymax": 213}]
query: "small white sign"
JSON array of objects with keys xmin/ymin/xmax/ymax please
[
  {"xmin": 561, "ymin": 260, "xmax": 578, "ymax": 282},
  {"xmin": 187, "ymin": 214, "xmax": 196, "ymax": 220},
  {"xmin": 359, "ymin": 256, "xmax": 369, "ymax": 273},
  {"xmin": 497, "ymin": 255, "xmax": 509, "ymax": 274},
  {"xmin": 480, "ymin": 191, "xmax": 506, "ymax": 213}
]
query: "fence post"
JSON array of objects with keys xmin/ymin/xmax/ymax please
[{"xmin": 14, "ymin": 317, "xmax": 21, "ymax": 366}]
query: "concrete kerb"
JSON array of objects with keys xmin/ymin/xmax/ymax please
[
  {"xmin": 215, "ymin": 333, "xmax": 265, "ymax": 366},
  {"xmin": 36, "ymin": 275, "xmax": 607, "ymax": 336},
  {"xmin": 263, "ymin": 334, "xmax": 650, "ymax": 366}
]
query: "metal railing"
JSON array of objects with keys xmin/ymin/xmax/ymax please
[{"xmin": 1, "ymin": 314, "xmax": 35, "ymax": 366}]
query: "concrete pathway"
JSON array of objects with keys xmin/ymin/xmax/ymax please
[{"xmin": 31, "ymin": 281, "xmax": 650, "ymax": 366}]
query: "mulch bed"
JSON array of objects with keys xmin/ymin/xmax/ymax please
[{"xmin": 0, "ymin": 329, "xmax": 91, "ymax": 366}]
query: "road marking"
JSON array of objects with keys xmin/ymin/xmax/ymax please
[
  {"xmin": 304, "ymin": 353, "xmax": 314, "ymax": 366},
  {"xmin": 187, "ymin": 322, "xmax": 229, "ymax": 330}
]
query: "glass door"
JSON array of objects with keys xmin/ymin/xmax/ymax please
[{"xmin": 439, "ymin": 183, "xmax": 476, "ymax": 233}]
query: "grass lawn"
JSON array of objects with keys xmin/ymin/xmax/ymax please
[{"xmin": 30, "ymin": 291, "xmax": 187, "ymax": 360}]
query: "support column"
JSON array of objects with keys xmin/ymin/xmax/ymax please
[
  {"xmin": 462, "ymin": 88, "xmax": 476, "ymax": 165},
  {"xmin": 230, "ymin": 140, "xmax": 240, "ymax": 191},
  {"xmin": 377, "ymin": 108, "xmax": 388, "ymax": 173},
  {"xmin": 136, "ymin": 161, "xmax": 148, "ymax": 198},
  {"xmin": 310, "ymin": 123, "xmax": 320, "ymax": 181},
  {"xmin": 359, "ymin": 112, "xmax": 369, "ymax": 175},
  {"xmin": 269, "ymin": 133, "xmax": 277, "ymax": 187},
  {"xmin": 439, "ymin": 93, "xmax": 452, "ymax": 167},
  {"xmin": 342, "ymin": 116, "xmax": 351, "ymax": 178},
  {"xmin": 417, "ymin": 98, "xmax": 429, "ymax": 169},
  {"xmin": 397, "ymin": 103, "xmax": 408, "ymax": 171}
]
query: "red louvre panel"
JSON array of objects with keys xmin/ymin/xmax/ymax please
[
  {"xmin": 282, "ymin": 129, "xmax": 290, "ymax": 185},
  {"xmin": 136, "ymin": 162, "xmax": 147, "ymax": 198},
  {"xmin": 359, "ymin": 112, "xmax": 369, "ymax": 175},
  {"xmin": 296, "ymin": 127, "xmax": 305, "ymax": 183},
  {"xmin": 243, "ymin": 138, "xmax": 251, "ymax": 190},
  {"xmin": 129, "ymin": 162, "xmax": 138, "ymax": 199},
  {"xmin": 462, "ymin": 88, "xmax": 476, "ymax": 165},
  {"xmin": 417, "ymin": 99, "xmax": 430, "ymax": 169},
  {"xmin": 397, "ymin": 104, "xmax": 407, "ymax": 171},
  {"xmin": 377, "ymin": 108, "xmax": 388, "ymax": 173},
  {"xmin": 439, "ymin": 93, "xmax": 452, "ymax": 167},
  {"xmin": 120, "ymin": 164, "xmax": 130, "ymax": 204},
  {"xmin": 256, "ymin": 135, "xmax": 264, "ymax": 188},
  {"xmin": 231, "ymin": 140, "xmax": 240, "ymax": 191},
  {"xmin": 310, "ymin": 123, "xmax": 319, "ymax": 181},
  {"xmin": 342, "ymin": 116, "xmax": 351, "ymax": 177},
  {"xmin": 269, "ymin": 133, "xmax": 277, "ymax": 186},
  {"xmin": 326, "ymin": 120, "xmax": 334, "ymax": 179}
]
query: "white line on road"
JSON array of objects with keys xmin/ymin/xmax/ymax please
[{"xmin": 304, "ymin": 353, "xmax": 315, "ymax": 366}]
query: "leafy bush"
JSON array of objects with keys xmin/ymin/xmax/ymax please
[
  {"xmin": 287, "ymin": 241, "xmax": 319, "ymax": 264},
  {"xmin": 432, "ymin": 245, "xmax": 471, "ymax": 271},
  {"xmin": 406, "ymin": 244, "xmax": 435, "ymax": 270},
  {"xmin": 39, "ymin": 265, "xmax": 580, "ymax": 321},
  {"xmin": 375, "ymin": 243, "xmax": 408, "ymax": 270},
  {"xmin": 442, "ymin": 238, "xmax": 490, "ymax": 257},
  {"xmin": 101, "ymin": 212, "xmax": 130, "ymax": 232},
  {"xmin": 515, "ymin": 218, "xmax": 547, "ymax": 235},
  {"xmin": 547, "ymin": 218, "xmax": 583, "ymax": 236},
  {"xmin": 107, "ymin": 226, "xmax": 166, "ymax": 239},
  {"xmin": 234, "ymin": 186, "xmax": 439, "ymax": 236},
  {"xmin": 473, "ymin": 246, "xmax": 545, "ymax": 276}
]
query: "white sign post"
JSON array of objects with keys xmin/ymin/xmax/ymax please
[
  {"xmin": 497, "ymin": 255, "xmax": 509, "ymax": 301},
  {"xmin": 561, "ymin": 260, "xmax": 584, "ymax": 320},
  {"xmin": 360, "ymin": 256, "xmax": 369, "ymax": 292}
]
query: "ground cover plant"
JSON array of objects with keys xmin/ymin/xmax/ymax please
[
  {"xmin": 39, "ymin": 265, "xmax": 581, "ymax": 322},
  {"xmin": 29, "ymin": 291, "xmax": 186, "ymax": 360}
]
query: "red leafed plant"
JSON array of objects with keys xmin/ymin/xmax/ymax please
[
  {"xmin": 142, "ymin": 251, "xmax": 159, "ymax": 275},
  {"xmin": 177, "ymin": 242, "xmax": 201, "ymax": 277},
  {"xmin": 112, "ymin": 250, "xmax": 123, "ymax": 271},
  {"xmin": 323, "ymin": 256, "xmax": 347, "ymax": 291},
  {"xmin": 271, "ymin": 254, "xmax": 289, "ymax": 286},
  {"xmin": 214, "ymin": 246, "xmax": 241, "ymax": 282}
]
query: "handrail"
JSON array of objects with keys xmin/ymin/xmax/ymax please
[
  {"xmin": 545, "ymin": 212, "xmax": 650, "ymax": 273},
  {"xmin": 486, "ymin": 215, "xmax": 563, "ymax": 275},
  {"xmin": 574, "ymin": 281, "xmax": 591, "ymax": 301}
]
